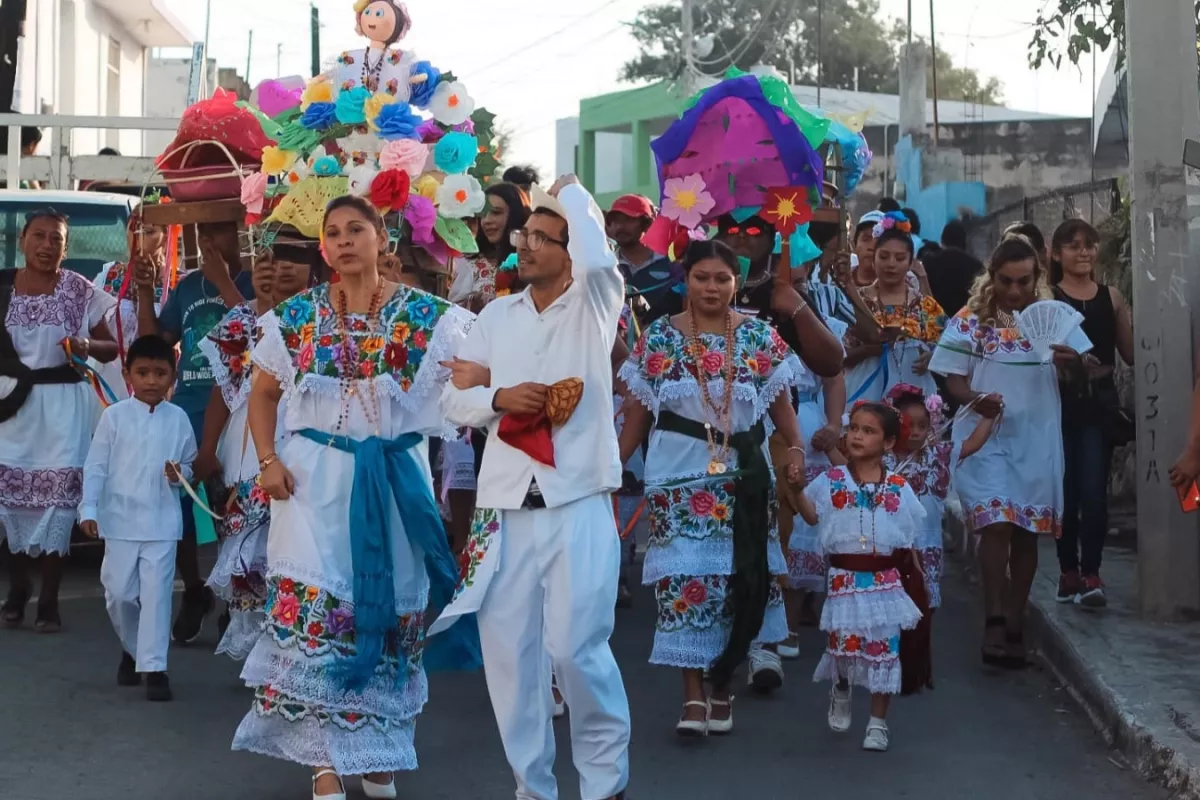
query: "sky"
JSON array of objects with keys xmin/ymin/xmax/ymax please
[{"xmin": 160, "ymin": 0, "xmax": 1107, "ymax": 179}]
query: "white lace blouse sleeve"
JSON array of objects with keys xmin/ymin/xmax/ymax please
[
  {"xmin": 86, "ymin": 281, "xmax": 117, "ymax": 331},
  {"xmin": 250, "ymin": 310, "xmax": 295, "ymax": 391},
  {"xmin": 411, "ymin": 302, "xmax": 475, "ymax": 438},
  {"xmin": 617, "ymin": 328, "xmax": 659, "ymax": 416}
]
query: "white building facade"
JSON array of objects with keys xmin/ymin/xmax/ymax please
[{"xmin": 15, "ymin": 0, "xmax": 192, "ymax": 156}]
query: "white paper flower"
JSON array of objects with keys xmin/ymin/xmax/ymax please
[
  {"xmin": 429, "ymin": 81, "xmax": 476, "ymax": 126},
  {"xmin": 347, "ymin": 164, "xmax": 379, "ymax": 196},
  {"xmin": 284, "ymin": 159, "xmax": 310, "ymax": 188},
  {"xmin": 337, "ymin": 132, "xmax": 382, "ymax": 170},
  {"xmin": 436, "ymin": 173, "xmax": 486, "ymax": 219}
]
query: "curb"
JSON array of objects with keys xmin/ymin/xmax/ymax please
[{"xmin": 944, "ymin": 510, "xmax": 1200, "ymax": 799}]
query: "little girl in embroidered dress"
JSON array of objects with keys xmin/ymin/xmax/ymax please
[{"xmin": 797, "ymin": 402, "xmax": 924, "ymax": 753}]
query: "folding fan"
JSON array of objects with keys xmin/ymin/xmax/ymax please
[{"xmin": 1015, "ymin": 300, "xmax": 1084, "ymax": 363}]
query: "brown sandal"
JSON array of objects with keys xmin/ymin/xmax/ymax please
[{"xmin": 981, "ymin": 616, "xmax": 1007, "ymax": 666}]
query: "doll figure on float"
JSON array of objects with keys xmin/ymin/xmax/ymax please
[{"xmin": 329, "ymin": 0, "xmax": 423, "ymax": 100}]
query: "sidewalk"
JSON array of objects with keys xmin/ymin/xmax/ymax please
[{"xmin": 951, "ymin": 509, "xmax": 1200, "ymax": 798}]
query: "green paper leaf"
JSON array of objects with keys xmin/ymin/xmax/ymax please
[
  {"xmin": 441, "ymin": 72, "xmax": 457, "ymax": 84},
  {"xmin": 434, "ymin": 216, "xmax": 479, "ymax": 255}
]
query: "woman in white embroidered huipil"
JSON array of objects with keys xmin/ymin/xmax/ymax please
[
  {"xmin": 618, "ymin": 240, "xmax": 810, "ymax": 737},
  {"xmin": 197, "ymin": 245, "xmax": 313, "ymax": 660},
  {"xmin": 0, "ymin": 210, "xmax": 117, "ymax": 631},
  {"xmin": 232, "ymin": 196, "xmax": 476, "ymax": 799}
]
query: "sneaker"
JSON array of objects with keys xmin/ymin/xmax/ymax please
[
  {"xmin": 145, "ymin": 672, "xmax": 172, "ymax": 702},
  {"xmin": 827, "ymin": 685, "xmax": 852, "ymax": 733},
  {"xmin": 862, "ymin": 720, "xmax": 890, "ymax": 752},
  {"xmin": 172, "ymin": 586, "xmax": 215, "ymax": 644},
  {"xmin": 777, "ymin": 632, "xmax": 801, "ymax": 660},
  {"xmin": 117, "ymin": 652, "xmax": 139, "ymax": 687},
  {"xmin": 747, "ymin": 647, "xmax": 784, "ymax": 694},
  {"xmin": 1056, "ymin": 570, "xmax": 1081, "ymax": 604},
  {"xmin": 1078, "ymin": 575, "xmax": 1108, "ymax": 608}
]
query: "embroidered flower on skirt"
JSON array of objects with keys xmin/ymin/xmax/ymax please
[
  {"xmin": 646, "ymin": 479, "xmax": 737, "ymax": 546},
  {"xmin": 252, "ymin": 685, "xmax": 390, "ymax": 732},
  {"xmin": 455, "ymin": 508, "xmax": 499, "ymax": 599},
  {"xmin": 970, "ymin": 497, "xmax": 1060, "ymax": 536}
]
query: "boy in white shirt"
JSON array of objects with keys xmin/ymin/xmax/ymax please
[{"xmin": 80, "ymin": 335, "xmax": 197, "ymax": 702}]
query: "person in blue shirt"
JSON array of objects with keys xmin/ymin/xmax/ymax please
[
  {"xmin": 607, "ymin": 194, "xmax": 682, "ymax": 327},
  {"xmin": 133, "ymin": 220, "xmax": 252, "ymax": 645}
]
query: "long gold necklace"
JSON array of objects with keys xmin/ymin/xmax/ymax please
[
  {"xmin": 335, "ymin": 279, "xmax": 384, "ymax": 437},
  {"xmin": 687, "ymin": 310, "xmax": 737, "ymax": 475}
]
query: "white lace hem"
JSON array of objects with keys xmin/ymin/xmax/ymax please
[
  {"xmin": 618, "ymin": 357, "xmax": 813, "ymax": 425},
  {"xmin": 641, "ymin": 536, "xmax": 788, "ymax": 585},
  {"xmin": 649, "ymin": 602, "xmax": 787, "ymax": 668},
  {"xmin": 820, "ymin": 587, "xmax": 922, "ymax": 632},
  {"xmin": 207, "ymin": 526, "xmax": 268, "ymax": 600},
  {"xmin": 0, "ymin": 507, "xmax": 74, "ymax": 556},
  {"xmin": 216, "ymin": 611, "xmax": 265, "ymax": 661},
  {"xmin": 232, "ymin": 710, "xmax": 417, "ymax": 774},
  {"xmin": 241, "ymin": 641, "xmax": 429, "ymax": 720},
  {"xmin": 813, "ymin": 654, "xmax": 902, "ymax": 695}
]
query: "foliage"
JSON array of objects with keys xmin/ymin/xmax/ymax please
[
  {"xmin": 622, "ymin": 0, "xmax": 1003, "ymax": 105},
  {"xmin": 1028, "ymin": 0, "xmax": 1200, "ymax": 71}
]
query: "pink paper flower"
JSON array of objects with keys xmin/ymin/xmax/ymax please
[
  {"xmin": 661, "ymin": 174, "xmax": 716, "ymax": 229},
  {"xmin": 379, "ymin": 139, "xmax": 428, "ymax": 181},
  {"xmin": 404, "ymin": 194, "xmax": 436, "ymax": 245},
  {"xmin": 240, "ymin": 172, "xmax": 267, "ymax": 215}
]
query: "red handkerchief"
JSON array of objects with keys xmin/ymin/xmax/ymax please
[{"xmin": 498, "ymin": 411, "xmax": 556, "ymax": 467}]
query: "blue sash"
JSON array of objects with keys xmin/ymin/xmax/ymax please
[
  {"xmin": 297, "ymin": 429, "xmax": 481, "ymax": 691},
  {"xmin": 848, "ymin": 342, "xmax": 891, "ymax": 404}
]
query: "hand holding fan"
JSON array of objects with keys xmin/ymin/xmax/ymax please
[{"xmin": 1015, "ymin": 300, "xmax": 1084, "ymax": 363}]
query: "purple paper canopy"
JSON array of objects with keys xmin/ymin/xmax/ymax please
[{"xmin": 652, "ymin": 75, "xmax": 824, "ymax": 223}]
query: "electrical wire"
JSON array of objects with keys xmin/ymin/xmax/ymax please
[{"xmin": 687, "ymin": 0, "xmax": 786, "ymax": 69}]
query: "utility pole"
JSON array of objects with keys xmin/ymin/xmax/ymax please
[
  {"xmin": 929, "ymin": 0, "xmax": 939, "ymax": 144},
  {"xmin": 1126, "ymin": 0, "xmax": 1200, "ymax": 619},
  {"xmin": 202, "ymin": 0, "xmax": 212, "ymax": 96},
  {"xmin": 277, "ymin": 42, "xmax": 283, "ymax": 76},
  {"xmin": 245, "ymin": 30, "xmax": 253, "ymax": 85},
  {"xmin": 681, "ymin": 0, "xmax": 694, "ymax": 93},
  {"xmin": 311, "ymin": 3, "xmax": 321, "ymax": 79},
  {"xmin": 816, "ymin": 0, "xmax": 823, "ymax": 106}
]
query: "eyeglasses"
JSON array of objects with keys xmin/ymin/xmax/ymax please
[
  {"xmin": 510, "ymin": 229, "xmax": 567, "ymax": 252},
  {"xmin": 722, "ymin": 225, "xmax": 765, "ymax": 237}
]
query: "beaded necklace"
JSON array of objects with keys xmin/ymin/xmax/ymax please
[
  {"xmin": 360, "ymin": 48, "xmax": 389, "ymax": 92},
  {"xmin": 334, "ymin": 279, "xmax": 385, "ymax": 438},
  {"xmin": 686, "ymin": 310, "xmax": 737, "ymax": 475},
  {"xmin": 848, "ymin": 461, "xmax": 886, "ymax": 552}
]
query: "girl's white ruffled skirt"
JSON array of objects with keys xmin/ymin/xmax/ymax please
[{"xmin": 812, "ymin": 566, "xmax": 922, "ymax": 695}]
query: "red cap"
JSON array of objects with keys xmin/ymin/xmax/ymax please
[{"xmin": 608, "ymin": 194, "xmax": 656, "ymax": 220}]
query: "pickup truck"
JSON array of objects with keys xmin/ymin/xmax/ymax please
[{"xmin": 0, "ymin": 190, "xmax": 138, "ymax": 280}]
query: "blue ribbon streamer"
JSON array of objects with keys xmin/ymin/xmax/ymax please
[
  {"xmin": 69, "ymin": 354, "xmax": 119, "ymax": 406},
  {"xmin": 847, "ymin": 342, "xmax": 891, "ymax": 404},
  {"xmin": 297, "ymin": 429, "xmax": 481, "ymax": 691}
]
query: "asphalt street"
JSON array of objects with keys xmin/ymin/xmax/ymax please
[{"xmin": 0, "ymin": 551, "xmax": 1167, "ymax": 800}]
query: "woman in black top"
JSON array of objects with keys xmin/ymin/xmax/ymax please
[{"xmin": 1050, "ymin": 219, "xmax": 1133, "ymax": 608}]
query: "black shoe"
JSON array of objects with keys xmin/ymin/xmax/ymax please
[
  {"xmin": 145, "ymin": 672, "xmax": 172, "ymax": 702},
  {"xmin": 117, "ymin": 652, "xmax": 140, "ymax": 687},
  {"xmin": 615, "ymin": 582, "xmax": 633, "ymax": 610},
  {"xmin": 172, "ymin": 586, "xmax": 215, "ymax": 645}
]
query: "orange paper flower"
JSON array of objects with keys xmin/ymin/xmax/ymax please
[{"xmin": 761, "ymin": 186, "xmax": 814, "ymax": 236}]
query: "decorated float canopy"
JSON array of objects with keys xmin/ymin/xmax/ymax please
[
  {"xmin": 147, "ymin": 0, "xmax": 504, "ymax": 270},
  {"xmin": 643, "ymin": 67, "xmax": 872, "ymax": 267}
]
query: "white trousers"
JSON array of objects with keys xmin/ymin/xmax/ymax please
[
  {"xmin": 477, "ymin": 492, "xmax": 631, "ymax": 800},
  {"xmin": 101, "ymin": 539, "xmax": 177, "ymax": 673}
]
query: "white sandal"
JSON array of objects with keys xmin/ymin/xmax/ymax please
[
  {"xmin": 362, "ymin": 773, "xmax": 397, "ymax": 800},
  {"xmin": 777, "ymin": 632, "xmax": 801, "ymax": 660},
  {"xmin": 862, "ymin": 720, "xmax": 890, "ymax": 752},
  {"xmin": 312, "ymin": 769, "xmax": 345, "ymax": 800},
  {"xmin": 675, "ymin": 700, "xmax": 709, "ymax": 737},
  {"xmin": 707, "ymin": 697, "xmax": 733, "ymax": 735}
]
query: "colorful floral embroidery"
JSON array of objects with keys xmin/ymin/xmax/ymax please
[
  {"xmin": 950, "ymin": 308, "xmax": 1035, "ymax": 356},
  {"xmin": 456, "ymin": 508, "xmax": 498, "ymax": 596},
  {"xmin": 5, "ymin": 269, "xmax": 92, "ymax": 333},
  {"xmin": 219, "ymin": 476, "xmax": 271, "ymax": 540},
  {"xmin": 228, "ymin": 570, "xmax": 268, "ymax": 613},
  {"xmin": 786, "ymin": 547, "xmax": 828, "ymax": 584},
  {"xmin": 337, "ymin": 52, "xmax": 356, "ymax": 66},
  {"xmin": 646, "ymin": 481, "xmax": 737, "ymax": 546},
  {"xmin": 826, "ymin": 467, "xmax": 907, "ymax": 513},
  {"xmin": 274, "ymin": 284, "xmax": 449, "ymax": 392},
  {"xmin": 655, "ymin": 574, "xmax": 784, "ymax": 633},
  {"xmin": 251, "ymin": 685, "xmax": 390, "ymax": 731},
  {"xmin": 845, "ymin": 292, "xmax": 946, "ymax": 347},
  {"xmin": 263, "ymin": 575, "xmax": 426, "ymax": 671},
  {"xmin": 0, "ymin": 466, "xmax": 83, "ymax": 508},
  {"xmin": 884, "ymin": 442, "xmax": 950, "ymax": 499},
  {"xmin": 633, "ymin": 316, "xmax": 790, "ymax": 388},
  {"xmin": 828, "ymin": 567, "xmax": 903, "ymax": 596},
  {"xmin": 206, "ymin": 303, "xmax": 259, "ymax": 409},
  {"xmin": 827, "ymin": 631, "xmax": 900, "ymax": 660},
  {"xmin": 99, "ymin": 262, "xmax": 165, "ymax": 305},
  {"xmin": 970, "ymin": 497, "xmax": 1061, "ymax": 535}
]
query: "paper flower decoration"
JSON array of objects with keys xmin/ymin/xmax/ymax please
[
  {"xmin": 435, "ymin": 216, "xmax": 479, "ymax": 255},
  {"xmin": 337, "ymin": 132, "xmax": 381, "ymax": 168},
  {"xmin": 405, "ymin": 194, "xmax": 437, "ymax": 245},
  {"xmin": 761, "ymin": 186, "xmax": 814, "ymax": 236},
  {"xmin": 379, "ymin": 139, "xmax": 428, "ymax": 181},
  {"xmin": 661, "ymin": 174, "xmax": 716, "ymax": 230},
  {"xmin": 433, "ymin": 131, "xmax": 479, "ymax": 175},
  {"xmin": 363, "ymin": 91, "xmax": 398, "ymax": 126},
  {"xmin": 347, "ymin": 164, "xmax": 379, "ymax": 196},
  {"xmin": 370, "ymin": 169, "xmax": 411, "ymax": 214},
  {"xmin": 872, "ymin": 211, "xmax": 912, "ymax": 239},
  {"xmin": 285, "ymin": 159, "xmax": 310, "ymax": 187},
  {"xmin": 309, "ymin": 146, "xmax": 341, "ymax": 177},
  {"xmin": 255, "ymin": 79, "xmax": 302, "ymax": 118},
  {"xmin": 260, "ymin": 146, "xmax": 297, "ymax": 176},
  {"xmin": 300, "ymin": 78, "xmax": 334, "ymax": 110},
  {"xmin": 301, "ymin": 101, "xmax": 337, "ymax": 131},
  {"xmin": 334, "ymin": 86, "xmax": 371, "ymax": 125},
  {"xmin": 415, "ymin": 118, "xmax": 445, "ymax": 145},
  {"xmin": 414, "ymin": 174, "xmax": 441, "ymax": 203},
  {"xmin": 436, "ymin": 174, "xmax": 486, "ymax": 218},
  {"xmin": 409, "ymin": 61, "xmax": 441, "ymax": 108},
  {"xmin": 430, "ymin": 81, "xmax": 475, "ymax": 126},
  {"xmin": 375, "ymin": 101, "xmax": 422, "ymax": 141},
  {"xmin": 453, "ymin": 118, "xmax": 476, "ymax": 135},
  {"xmin": 240, "ymin": 172, "xmax": 268, "ymax": 219}
]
